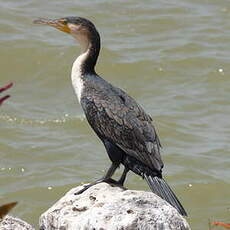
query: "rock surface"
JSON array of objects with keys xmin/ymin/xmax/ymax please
[
  {"xmin": 0, "ymin": 215, "xmax": 35, "ymax": 230},
  {"xmin": 40, "ymin": 182, "xmax": 190, "ymax": 230}
]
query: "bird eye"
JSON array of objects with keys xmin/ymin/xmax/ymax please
[{"xmin": 60, "ymin": 19, "xmax": 68, "ymax": 25}]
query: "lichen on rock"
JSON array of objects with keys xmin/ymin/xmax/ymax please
[{"xmin": 40, "ymin": 183, "xmax": 190, "ymax": 230}]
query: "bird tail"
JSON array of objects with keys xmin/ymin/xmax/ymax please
[{"xmin": 144, "ymin": 174, "xmax": 187, "ymax": 216}]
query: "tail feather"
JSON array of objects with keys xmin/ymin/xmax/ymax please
[{"xmin": 144, "ymin": 174, "xmax": 187, "ymax": 216}]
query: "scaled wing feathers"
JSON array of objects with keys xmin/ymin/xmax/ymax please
[{"xmin": 81, "ymin": 80, "xmax": 163, "ymax": 172}]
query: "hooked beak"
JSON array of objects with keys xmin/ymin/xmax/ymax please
[{"xmin": 33, "ymin": 18, "xmax": 71, "ymax": 34}]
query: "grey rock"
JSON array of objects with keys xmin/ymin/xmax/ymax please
[
  {"xmin": 40, "ymin": 183, "xmax": 190, "ymax": 230},
  {"xmin": 0, "ymin": 215, "xmax": 35, "ymax": 230}
]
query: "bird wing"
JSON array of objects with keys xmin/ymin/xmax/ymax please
[{"xmin": 81, "ymin": 80, "xmax": 163, "ymax": 172}]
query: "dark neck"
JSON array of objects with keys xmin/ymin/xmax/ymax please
[{"xmin": 81, "ymin": 30, "xmax": 100, "ymax": 75}]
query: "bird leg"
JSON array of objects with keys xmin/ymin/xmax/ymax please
[
  {"xmin": 117, "ymin": 167, "xmax": 129, "ymax": 186},
  {"xmin": 74, "ymin": 162, "xmax": 119, "ymax": 195}
]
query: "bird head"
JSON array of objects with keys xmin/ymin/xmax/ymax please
[{"xmin": 33, "ymin": 17, "xmax": 99, "ymax": 52}]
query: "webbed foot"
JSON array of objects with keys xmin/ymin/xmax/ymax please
[{"xmin": 74, "ymin": 178, "xmax": 118, "ymax": 195}]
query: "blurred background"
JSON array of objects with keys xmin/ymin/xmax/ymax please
[{"xmin": 0, "ymin": 0, "xmax": 230, "ymax": 229}]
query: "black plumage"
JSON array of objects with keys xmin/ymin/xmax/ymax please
[
  {"xmin": 80, "ymin": 73, "xmax": 187, "ymax": 216},
  {"xmin": 81, "ymin": 75, "xmax": 163, "ymax": 172},
  {"xmin": 34, "ymin": 16, "xmax": 187, "ymax": 216}
]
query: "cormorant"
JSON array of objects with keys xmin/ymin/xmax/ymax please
[{"xmin": 34, "ymin": 17, "xmax": 187, "ymax": 216}]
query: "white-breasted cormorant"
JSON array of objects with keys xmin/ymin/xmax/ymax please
[{"xmin": 34, "ymin": 17, "xmax": 187, "ymax": 216}]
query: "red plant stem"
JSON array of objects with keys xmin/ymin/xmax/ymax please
[
  {"xmin": 212, "ymin": 222, "xmax": 230, "ymax": 229},
  {"xmin": 0, "ymin": 82, "xmax": 13, "ymax": 105},
  {"xmin": 0, "ymin": 82, "xmax": 13, "ymax": 93}
]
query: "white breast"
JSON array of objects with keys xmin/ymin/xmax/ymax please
[
  {"xmin": 71, "ymin": 74, "xmax": 84, "ymax": 103},
  {"xmin": 71, "ymin": 52, "xmax": 88, "ymax": 102}
]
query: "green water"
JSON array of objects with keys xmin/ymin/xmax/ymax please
[{"xmin": 0, "ymin": 1, "xmax": 230, "ymax": 229}]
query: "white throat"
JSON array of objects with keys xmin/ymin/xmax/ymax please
[
  {"xmin": 71, "ymin": 51, "xmax": 88, "ymax": 103},
  {"xmin": 68, "ymin": 23, "xmax": 93, "ymax": 103},
  {"xmin": 70, "ymin": 29, "xmax": 91, "ymax": 103}
]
